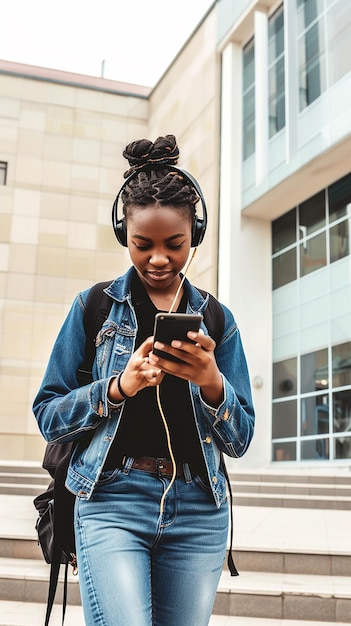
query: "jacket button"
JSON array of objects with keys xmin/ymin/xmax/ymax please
[
  {"xmin": 212, "ymin": 476, "xmax": 218, "ymax": 484},
  {"xmin": 205, "ymin": 436, "xmax": 211, "ymax": 444}
]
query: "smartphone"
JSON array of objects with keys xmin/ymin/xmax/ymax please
[{"xmin": 153, "ymin": 312, "xmax": 203, "ymax": 363}]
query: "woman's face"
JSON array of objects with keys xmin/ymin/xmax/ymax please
[{"xmin": 127, "ymin": 204, "xmax": 192, "ymax": 294}]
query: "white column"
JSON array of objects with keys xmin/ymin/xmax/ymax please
[
  {"xmin": 218, "ymin": 42, "xmax": 242, "ymax": 307},
  {"xmin": 219, "ymin": 38, "xmax": 273, "ymax": 469},
  {"xmin": 254, "ymin": 10, "xmax": 269, "ymax": 186},
  {"xmin": 285, "ymin": 0, "xmax": 299, "ymax": 162}
]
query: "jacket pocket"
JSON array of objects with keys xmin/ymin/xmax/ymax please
[{"xmin": 95, "ymin": 322, "xmax": 118, "ymax": 367}]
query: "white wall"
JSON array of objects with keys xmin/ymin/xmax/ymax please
[{"xmin": 219, "ymin": 42, "xmax": 273, "ymax": 469}]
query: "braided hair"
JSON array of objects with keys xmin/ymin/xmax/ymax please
[{"xmin": 121, "ymin": 135, "xmax": 199, "ymax": 221}]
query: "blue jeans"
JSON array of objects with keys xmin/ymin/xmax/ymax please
[{"xmin": 74, "ymin": 462, "xmax": 228, "ymax": 626}]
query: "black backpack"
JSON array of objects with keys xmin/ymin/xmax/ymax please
[{"xmin": 34, "ymin": 280, "xmax": 235, "ymax": 626}]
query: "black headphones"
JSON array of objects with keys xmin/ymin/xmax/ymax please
[{"xmin": 111, "ymin": 164, "xmax": 207, "ymax": 248}]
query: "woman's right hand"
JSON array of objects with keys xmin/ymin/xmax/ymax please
[{"xmin": 107, "ymin": 337, "xmax": 164, "ymax": 402}]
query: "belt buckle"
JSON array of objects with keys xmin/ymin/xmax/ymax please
[{"xmin": 156, "ymin": 458, "xmax": 166, "ymax": 477}]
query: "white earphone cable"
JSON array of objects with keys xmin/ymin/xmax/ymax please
[{"xmin": 156, "ymin": 247, "xmax": 197, "ymax": 514}]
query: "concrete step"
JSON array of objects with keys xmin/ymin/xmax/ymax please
[
  {"xmin": 228, "ymin": 469, "xmax": 351, "ymax": 510},
  {"xmin": 0, "ymin": 463, "xmax": 47, "ymax": 476},
  {"xmin": 232, "ymin": 491, "xmax": 351, "ymax": 510},
  {"xmin": 0, "ymin": 558, "xmax": 350, "ymax": 622},
  {"xmin": 0, "ymin": 601, "xmax": 83, "ymax": 626},
  {"xmin": 210, "ymin": 621, "xmax": 350, "ymax": 626},
  {"xmin": 1, "ymin": 533, "xmax": 350, "ymax": 578},
  {"xmin": 0, "ymin": 464, "xmax": 50, "ymax": 497},
  {"xmin": 0, "ymin": 557, "xmax": 81, "ymax": 605},
  {"xmin": 0, "ymin": 603, "xmax": 349, "ymax": 626},
  {"xmin": 231, "ymin": 548, "xmax": 351, "ymax": 577},
  {"xmin": 0, "ymin": 483, "xmax": 49, "ymax": 497},
  {"xmin": 232, "ymin": 480, "xmax": 351, "ymax": 497},
  {"xmin": 214, "ymin": 569, "xmax": 351, "ymax": 623},
  {"xmin": 231, "ymin": 471, "xmax": 351, "ymax": 486},
  {"xmin": 0, "ymin": 464, "xmax": 48, "ymax": 490},
  {"xmin": 0, "ymin": 473, "xmax": 49, "ymax": 486},
  {"xmin": 0, "ymin": 537, "xmax": 42, "ymax": 561}
]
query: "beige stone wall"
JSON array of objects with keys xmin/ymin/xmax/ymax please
[
  {"xmin": 0, "ymin": 68, "xmax": 149, "ymax": 460},
  {"xmin": 148, "ymin": 6, "xmax": 220, "ymax": 295}
]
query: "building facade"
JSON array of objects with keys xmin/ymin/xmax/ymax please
[
  {"xmin": 0, "ymin": 0, "xmax": 350, "ymax": 470},
  {"xmin": 218, "ymin": 0, "xmax": 351, "ymax": 468}
]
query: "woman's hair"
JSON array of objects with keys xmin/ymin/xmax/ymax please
[{"xmin": 121, "ymin": 135, "xmax": 199, "ymax": 221}]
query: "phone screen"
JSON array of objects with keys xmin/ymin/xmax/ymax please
[{"xmin": 153, "ymin": 313, "xmax": 202, "ymax": 363}]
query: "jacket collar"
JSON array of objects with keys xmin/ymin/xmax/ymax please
[{"xmin": 104, "ymin": 266, "xmax": 209, "ymax": 314}]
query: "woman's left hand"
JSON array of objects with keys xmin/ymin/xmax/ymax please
[{"xmin": 148, "ymin": 330, "xmax": 224, "ymax": 407}]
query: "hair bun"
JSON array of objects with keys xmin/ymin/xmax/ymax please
[{"xmin": 123, "ymin": 135, "xmax": 179, "ymax": 177}]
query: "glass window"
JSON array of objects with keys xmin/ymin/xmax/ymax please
[
  {"xmin": 328, "ymin": 173, "xmax": 351, "ymax": 223},
  {"xmin": 298, "ymin": 14, "xmax": 326, "ymax": 110},
  {"xmin": 333, "ymin": 389, "xmax": 351, "ymax": 434},
  {"xmin": 301, "ymin": 348, "xmax": 328, "ymax": 393},
  {"xmin": 333, "ymin": 389, "xmax": 351, "ymax": 458},
  {"xmin": 301, "ymin": 394, "xmax": 329, "ymax": 436},
  {"xmin": 272, "ymin": 400, "xmax": 297, "ymax": 438},
  {"xmin": 269, "ymin": 5, "xmax": 284, "ymax": 63},
  {"xmin": 243, "ymin": 38, "xmax": 255, "ymax": 89},
  {"xmin": 243, "ymin": 90, "xmax": 255, "ymax": 160},
  {"xmin": 330, "ymin": 220, "xmax": 349, "ymax": 263},
  {"xmin": 332, "ymin": 342, "xmax": 351, "ymax": 387},
  {"xmin": 272, "ymin": 174, "xmax": 351, "ymax": 463},
  {"xmin": 299, "ymin": 190, "xmax": 326, "ymax": 235},
  {"xmin": 243, "ymin": 38, "xmax": 255, "ymax": 160},
  {"xmin": 301, "ymin": 437, "xmax": 329, "ymax": 459},
  {"xmin": 268, "ymin": 5, "xmax": 285, "ymax": 138},
  {"xmin": 273, "ymin": 441, "xmax": 296, "ymax": 461},
  {"xmin": 299, "ymin": 231, "xmax": 326, "ymax": 276},
  {"xmin": 297, "ymin": 0, "xmax": 324, "ymax": 33},
  {"xmin": 269, "ymin": 58, "xmax": 286, "ymax": 138},
  {"xmin": 272, "ymin": 209, "xmax": 296, "ymax": 253},
  {"xmin": 273, "ymin": 247, "xmax": 297, "ymax": 289},
  {"xmin": 273, "ymin": 357, "xmax": 297, "ymax": 398},
  {"xmin": 333, "ymin": 436, "xmax": 351, "ymax": 460},
  {"xmin": 0, "ymin": 161, "xmax": 7, "ymax": 185}
]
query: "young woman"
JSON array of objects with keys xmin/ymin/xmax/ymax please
[{"xmin": 33, "ymin": 135, "xmax": 255, "ymax": 626}]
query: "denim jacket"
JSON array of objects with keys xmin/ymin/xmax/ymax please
[{"xmin": 33, "ymin": 267, "xmax": 255, "ymax": 508}]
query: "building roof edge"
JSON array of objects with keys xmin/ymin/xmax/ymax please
[{"xmin": 0, "ymin": 59, "xmax": 151, "ymax": 98}]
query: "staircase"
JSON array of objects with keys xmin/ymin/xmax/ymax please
[
  {"xmin": 0, "ymin": 463, "xmax": 350, "ymax": 625},
  {"xmin": 0, "ymin": 462, "xmax": 49, "ymax": 497},
  {"xmin": 230, "ymin": 469, "xmax": 351, "ymax": 510}
]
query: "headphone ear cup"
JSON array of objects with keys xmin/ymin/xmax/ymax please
[
  {"xmin": 115, "ymin": 218, "xmax": 128, "ymax": 247},
  {"xmin": 191, "ymin": 217, "xmax": 206, "ymax": 247}
]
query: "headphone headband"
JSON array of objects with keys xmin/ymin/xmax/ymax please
[{"xmin": 111, "ymin": 164, "xmax": 207, "ymax": 247}]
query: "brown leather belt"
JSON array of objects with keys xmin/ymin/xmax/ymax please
[{"xmin": 122, "ymin": 456, "xmax": 185, "ymax": 477}]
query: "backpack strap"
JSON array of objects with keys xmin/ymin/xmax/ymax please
[
  {"xmin": 196, "ymin": 288, "xmax": 225, "ymax": 346},
  {"xmin": 76, "ymin": 280, "xmax": 114, "ymax": 385},
  {"xmin": 44, "ymin": 542, "xmax": 68, "ymax": 626},
  {"xmin": 197, "ymin": 288, "xmax": 238, "ymax": 577},
  {"xmin": 221, "ymin": 453, "xmax": 239, "ymax": 577}
]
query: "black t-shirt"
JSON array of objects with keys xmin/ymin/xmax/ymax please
[{"xmin": 103, "ymin": 271, "xmax": 206, "ymax": 475}]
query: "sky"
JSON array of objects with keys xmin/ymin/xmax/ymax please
[{"xmin": 0, "ymin": 0, "xmax": 214, "ymax": 87}]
